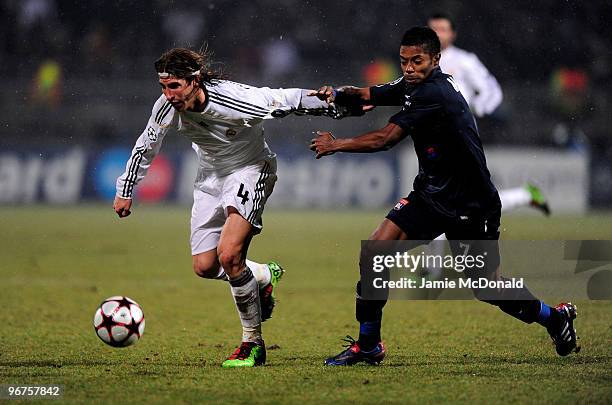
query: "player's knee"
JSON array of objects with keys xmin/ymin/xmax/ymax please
[
  {"xmin": 217, "ymin": 248, "xmax": 242, "ymax": 274},
  {"xmin": 192, "ymin": 255, "xmax": 220, "ymax": 278}
]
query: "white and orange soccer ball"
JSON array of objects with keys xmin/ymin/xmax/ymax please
[{"xmin": 93, "ymin": 296, "xmax": 145, "ymax": 347}]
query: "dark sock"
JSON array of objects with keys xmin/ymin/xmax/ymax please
[
  {"xmin": 535, "ymin": 301, "xmax": 563, "ymax": 329},
  {"xmin": 355, "ymin": 280, "xmax": 386, "ymax": 352},
  {"xmin": 535, "ymin": 301, "xmax": 552, "ymax": 327},
  {"xmin": 358, "ymin": 321, "xmax": 381, "ymax": 351}
]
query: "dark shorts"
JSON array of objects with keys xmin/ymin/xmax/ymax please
[{"xmin": 386, "ymin": 191, "xmax": 501, "ymax": 275}]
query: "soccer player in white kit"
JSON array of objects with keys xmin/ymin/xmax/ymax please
[
  {"xmin": 428, "ymin": 13, "xmax": 550, "ymax": 215},
  {"xmin": 113, "ymin": 48, "xmax": 343, "ymax": 367}
]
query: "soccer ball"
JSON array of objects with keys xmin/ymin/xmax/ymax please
[{"xmin": 93, "ymin": 296, "xmax": 145, "ymax": 347}]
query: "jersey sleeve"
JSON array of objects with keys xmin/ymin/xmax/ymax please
[
  {"xmin": 461, "ymin": 53, "xmax": 503, "ymax": 116},
  {"xmin": 254, "ymin": 87, "xmax": 343, "ymax": 119},
  {"xmin": 369, "ymin": 77, "xmax": 405, "ymax": 106},
  {"xmin": 115, "ymin": 96, "xmax": 176, "ymax": 199},
  {"xmin": 388, "ymin": 85, "xmax": 443, "ymax": 131}
]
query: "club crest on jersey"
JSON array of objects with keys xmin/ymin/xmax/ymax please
[
  {"xmin": 393, "ymin": 198, "xmax": 409, "ymax": 210},
  {"xmin": 147, "ymin": 127, "xmax": 157, "ymax": 142},
  {"xmin": 426, "ymin": 146, "xmax": 438, "ymax": 160}
]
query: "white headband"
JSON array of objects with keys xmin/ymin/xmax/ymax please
[{"xmin": 158, "ymin": 69, "xmax": 200, "ymax": 79}]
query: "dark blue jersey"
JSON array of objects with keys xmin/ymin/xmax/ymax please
[{"xmin": 370, "ymin": 68, "xmax": 500, "ymax": 218}]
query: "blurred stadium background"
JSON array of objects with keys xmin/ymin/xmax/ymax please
[{"xmin": 1, "ymin": 0, "xmax": 611, "ymax": 211}]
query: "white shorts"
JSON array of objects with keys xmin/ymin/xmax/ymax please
[{"xmin": 190, "ymin": 159, "xmax": 277, "ymax": 255}]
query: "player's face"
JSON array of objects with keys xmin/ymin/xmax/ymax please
[
  {"xmin": 428, "ymin": 18, "xmax": 455, "ymax": 50},
  {"xmin": 159, "ymin": 77, "xmax": 200, "ymax": 111},
  {"xmin": 399, "ymin": 46, "xmax": 440, "ymax": 85}
]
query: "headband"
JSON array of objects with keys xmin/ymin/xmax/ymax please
[{"xmin": 158, "ymin": 69, "xmax": 200, "ymax": 79}]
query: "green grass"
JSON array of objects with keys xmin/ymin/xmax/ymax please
[{"xmin": 0, "ymin": 206, "xmax": 611, "ymax": 404}]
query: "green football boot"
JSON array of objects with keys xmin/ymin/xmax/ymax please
[
  {"xmin": 221, "ymin": 341, "xmax": 266, "ymax": 368},
  {"xmin": 526, "ymin": 183, "xmax": 551, "ymax": 216},
  {"xmin": 260, "ymin": 261, "xmax": 285, "ymax": 321}
]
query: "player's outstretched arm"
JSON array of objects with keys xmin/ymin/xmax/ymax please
[
  {"xmin": 309, "ymin": 123, "xmax": 406, "ymax": 159},
  {"xmin": 308, "ymin": 86, "xmax": 374, "ymax": 117},
  {"xmin": 113, "ymin": 196, "xmax": 132, "ymax": 218},
  {"xmin": 260, "ymin": 86, "xmax": 372, "ymax": 119}
]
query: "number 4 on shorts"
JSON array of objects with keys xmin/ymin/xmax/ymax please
[{"xmin": 237, "ymin": 183, "xmax": 249, "ymax": 204}]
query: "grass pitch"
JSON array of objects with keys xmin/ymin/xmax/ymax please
[{"xmin": 0, "ymin": 206, "xmax": 611, "ymax": 404}]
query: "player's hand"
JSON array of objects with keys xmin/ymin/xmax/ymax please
[
  {"xmin": 307, "ymin": 86, "xmax": 335, "ymax": 103},
  {"xmin": 361, "ymin": 104, "xmax": 376, "ymax": 113},
  {"xmin": 113, "ymin": 196, "xmax": 132, "ymax": 218},
  {"xmin": 310, "ymin": 131, "xmax": 337, "ymax": 159}
]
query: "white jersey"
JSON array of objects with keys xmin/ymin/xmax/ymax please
[
  {"xmin": 117, "ymin": 79, "xmax": 333, "ymax": 199},
  {"xmin": 439, "ymin": 45, "xmax": 503, "ymax": 117}
]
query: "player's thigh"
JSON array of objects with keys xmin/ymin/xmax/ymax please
[
  {"xmin": 218, "ymin": 208, "xmax": 254, "ymax": 250},
  {"xmin": 217, "ymin": 208, "xmax": 255, "ymax": 277},
  {"xmin": 191, "ymin": 179, "xmax": 226, "ymax": 257},
  {"xmin": 362, "ymin": 193, "xmax": 445, "ymax": 271},
  {"xmin": 446, "ymin": 209, "xmax": 501, "ymax": 279},
  {"xmin": 384, "ymin": 192, "xmax": 446, "ymax": 241}
]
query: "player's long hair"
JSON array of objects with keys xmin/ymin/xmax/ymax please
[{"xmin": 154, "ymin": 46, "xmax": 226, "ymax": 85}]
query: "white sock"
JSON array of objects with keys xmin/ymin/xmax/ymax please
[
  {"xmin": 214, "ymin": 259, "xmax": 269, "ymax": 287},
  {"xmin": 246, "ymin": 259, "xmax": 271, "ymax": 287},
  {"xmin": 229, "ymin": 267, "xmax": 262, "ymax": 344},
  {"xmin": 499, "ymin": 187, "xmax": 531, "ymax": 212}
]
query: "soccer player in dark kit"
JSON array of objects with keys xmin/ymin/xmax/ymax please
[{"xmin": 310, "ymin": 27, "xmax": 580, "ymax": 366}]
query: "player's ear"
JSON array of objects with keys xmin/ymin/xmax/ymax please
[
  {"xmin": 194, "ymin": 75, "xmax": 201, "ymax": 87},
  {"xmin": 433, "ymin": 53, "xmax": 441, "ymax": 67},
  {"xmin": 185, "ymin": 77, "xmax": 197, "ymax": 89}
]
